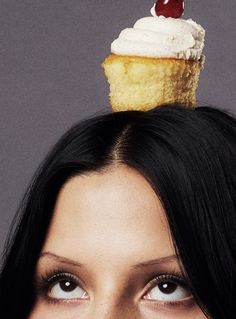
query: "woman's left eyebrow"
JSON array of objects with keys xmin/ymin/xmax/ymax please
[
  {"xmin": 132, "ymin": 255, "xmax": 178, "ymax": 269},
  {"xmin": 39, "ymin": 252, "xmax": 85, "ymax": 268}
]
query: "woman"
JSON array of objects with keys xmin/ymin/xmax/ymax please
[{"xmin": 0, "ymin": 105, "xmax": 235, "ymax": 318}]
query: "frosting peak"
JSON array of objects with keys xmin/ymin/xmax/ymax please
[{"xmin": 111, "ymin": 9, "xmax": 205, "ymax": 60}]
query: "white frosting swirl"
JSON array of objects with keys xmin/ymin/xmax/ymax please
[{"xmin": 111, "ymin": 7, "xmax": 205, "ymax": 60}]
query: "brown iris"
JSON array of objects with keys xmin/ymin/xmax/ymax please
[
  {"xmin": 158, "ymin": 282, "xmax": 178, "ymax": 294},
  {"xmin": 59, "ymin": 280, "xmax": 77, "ymax": 292}
]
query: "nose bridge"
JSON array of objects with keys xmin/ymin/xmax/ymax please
[
  {"xmin": 88, "ymin": 298, "xmax": 137, "ymax": 319},
  {"xmin": 85, "ymin": 272, "xmax": 138, "ymax": 319}
]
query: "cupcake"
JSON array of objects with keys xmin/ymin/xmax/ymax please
[{"xmin": 102, "ymin": 0, "xmax": 205, "ymax": 112}]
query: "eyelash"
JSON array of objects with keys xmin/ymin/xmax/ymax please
[
  {"xmin": 145, "ymin": 272, "xmax": 189, "ymax": 291},
  {"xmin": 36, "ymin": 269, "xmax": 192, "ymax": 305}
]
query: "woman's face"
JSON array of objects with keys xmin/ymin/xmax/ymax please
[{"xmin": 30, "ymin": 166, "xmax": 206, "ymax": 319}]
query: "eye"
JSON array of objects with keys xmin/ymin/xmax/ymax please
[
  {"xmin": 143, "ymin": 274, "xmax": 192, "ymax": 302},
  {"xmin": 47, "ymin": 273, "xmax": 88, "ymax": 300}
]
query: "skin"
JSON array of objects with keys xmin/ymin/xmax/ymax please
[{"xmin": 30, "ymin": 165, "xmax": 206, "ymax": 319}]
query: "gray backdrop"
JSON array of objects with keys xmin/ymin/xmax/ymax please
[{"xmin": 1, "ymin": 0, "xmax": 236, "ymax": 254}]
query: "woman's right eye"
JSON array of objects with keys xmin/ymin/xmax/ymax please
[{"xmin": 46, "ymin": 273, "xmax": 88, "ymax": 301}]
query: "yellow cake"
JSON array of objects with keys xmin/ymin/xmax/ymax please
[{"xmin": 102, "ymin": 54, "xmax": 203, "ymax": 112}]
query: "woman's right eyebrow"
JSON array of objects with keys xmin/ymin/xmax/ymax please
[{"xmin": 39, "ymin": 252, "xmax": 85, "ymax": 268}]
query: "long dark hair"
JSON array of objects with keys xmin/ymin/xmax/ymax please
[{"xmin": 0, "ymin": 105, "xmax": 235, "ymax": 318}]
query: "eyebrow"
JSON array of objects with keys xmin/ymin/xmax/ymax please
[
  {"xmin": 132, "ymin": 255, "xmax": 178, "ymax": 269},
  {"xmin": 39, "ymin": 252, "xmax": 84, "ymax": 268},
  {"xmin": 40, "ymin": 252, "xmax": 178, "ymax": 269}
]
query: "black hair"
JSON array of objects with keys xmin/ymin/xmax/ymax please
[{"xmin": 0, "ymin": 105, "xmax": 235, "ymax": 318}]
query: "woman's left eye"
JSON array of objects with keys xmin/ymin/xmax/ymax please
[
  {"xmin": 143, "ymin": 275, "xmax": 191, "ymax": 302},
  {"xmin": 47, "ymin": 274, "xmax": 88, "ymax": 300}
]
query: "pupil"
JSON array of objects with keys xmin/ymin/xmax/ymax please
[
  {"xmin": 158, "ymin": 282, "xmax": 177, "ymax": 294},
  {"xmin": 60, "ymin": 280, "xmax": 76, "ymax": 292}
]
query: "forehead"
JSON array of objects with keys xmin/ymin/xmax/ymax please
[{"xmin": 43, "ymin": 165, "xmax": 174, "ymax": 267}]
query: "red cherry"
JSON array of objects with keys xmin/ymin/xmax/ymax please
[{"xmin": 155, "ymin": 0, "xmax": 184, "ymax": 18}]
